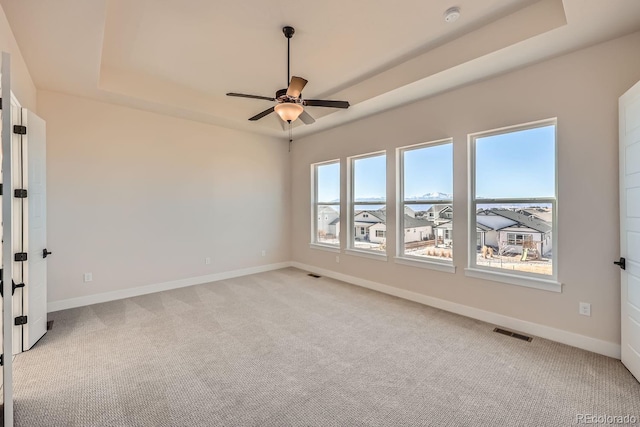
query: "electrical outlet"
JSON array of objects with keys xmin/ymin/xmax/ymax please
[
  {"xmin": 205, "ymin": 257, "xmax": 211, "ymax": 265},
  {"xmin": 83, "ymin": 273, "xmax": 93, "ymax": 283},
  {"xmin": 579, "ymin": 302, "xmax": 591, "ymax": 317},
  {"xmin": 336, "ymin": 255, "xmax": 340, "ymax": 263}
]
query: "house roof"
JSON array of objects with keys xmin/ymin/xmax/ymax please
[
  {"xmin": 404, "ymin": 215, "xmax": 434, "ymax": 228},
  {"xmin": 426, "ymin": 204, "xmax": 452, "ymax": 214},
  {"xmin": 476, "ymin": 223, "xmax": 492, "ymax": 232},
  {"xmin": 489, "ymin": 209, "xmax": 552, "ymax": 233},
  {"xmin": 329, "ymin": 218, "xmax": 340, "ymax": 225},
  {"xmin": 355, "ymin": 210, "xmax": 387, "ymax": 223},
  {"xmin": 318, "ymin": 205, "xmax": 338, "ymax": 214},
  {"xmin": 434, "ymin": 220, "xmax": 453, "ymax": 230},
  {"xmin": 519, "ymin": 208, "xmax": 553, "ymax": 223}
]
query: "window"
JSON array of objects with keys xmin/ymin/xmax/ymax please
[
  {"xmin": 397, "ymin": 139, "xmax": 453, "ymax": 263},
  {"xmin": 469, "ymin": 120, "xmax": 557, "ymax": 282},
  {"xmin": 312, "ymin": 160, "xmax": 340, "ymax": 246},
  {"xmin": 349, "ymin": 152, "xmax": 386, "ymax": 253},
  {"xmin": 376, "ymin": 230, "xmax": 386, "ymax": 238},
  {"xmin": 507, "ymin": 233, "xmax": 533, "ymax": 246}
]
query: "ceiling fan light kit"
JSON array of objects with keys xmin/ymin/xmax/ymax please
[
  {"xmin": 274, "ymin": 102, "xmax": 303, "ymax": 122},
  {"xmin": 226, "ymin": 26, "xmax": 350, "ymax": 129}
]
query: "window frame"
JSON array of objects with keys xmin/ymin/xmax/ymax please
[
  {"xmin": 310, "ymin": 159, "xmax": 341, "ymax": 252},
  {"xmin": 395, "ymin": 138, "xmax": 455, "ymax": 273},
  {"xmin": 346, "ymin": 151, "xmax": 388, "ymax": 259},
  {"xmin": 466, "ymin": 118, "xmax": 560, "ymax": 292}
]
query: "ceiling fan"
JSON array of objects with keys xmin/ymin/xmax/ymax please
[{"xmin": 226, "ymin": 26, "xmax": 350, "ymax": 126}]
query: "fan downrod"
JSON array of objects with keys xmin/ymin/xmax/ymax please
[{"xmin": 283, "ymin": 26, "xmax": 295, "ymax": 39}]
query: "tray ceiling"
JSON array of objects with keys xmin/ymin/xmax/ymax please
[{"xmin": 2, "ymin": 0, "xmax": 640, "ymax": 138}]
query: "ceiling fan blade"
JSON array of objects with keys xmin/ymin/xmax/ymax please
[
  {"xmin": 304, "ymin": 99, "xmax": 350, "ymax": 109},
  {"xmin": 286, "ymin": 76, "xmax": 308, "ymax": 98},
  {"xmin": 227, "ymin": 92, "xmax": 276, "ymax": 102},
  {"xmin": 249, "ymin": 107, "xmax": 275, "ymax": 121},
  {"xmin": 299, "ymin": 110, "xmax": 316, "ymax": 125}
]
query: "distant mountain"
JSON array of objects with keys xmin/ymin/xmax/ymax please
[
  {"xmin": 354, "ymin": 197, "xmax": 386, "ymax": 203},
  {"xmin": 404, "ymin": 192, "xmax": 452, "ymax": 201}
]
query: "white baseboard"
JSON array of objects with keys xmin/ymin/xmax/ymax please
[
  {"xmin": 47, "ymin": 262, "xmax": 292, "ymax": 313},
  {"xmin": 290, "ymin": 262, "xmax": 621, "ymax": 359}
]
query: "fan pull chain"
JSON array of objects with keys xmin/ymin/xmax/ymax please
[{"xmin": 288, "ymin": 122, "xmax": 293, "ymax": 152}]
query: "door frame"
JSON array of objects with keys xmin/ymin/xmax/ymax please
[{"xmin": 2, "ymin": 50, "xmax": 15, "ymax": 426}]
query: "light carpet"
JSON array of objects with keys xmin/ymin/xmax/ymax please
[{"xmin": 9, "ymin": 267, "xmax": 640, "ymax": 426}]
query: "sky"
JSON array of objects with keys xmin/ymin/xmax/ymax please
[
  {"xmin": 354, "ymin": 155, "xmax": 386, "ymax": 199},
  {"xmin": 316, "ymin": 124, "xmax": 555, "ymax": 203},
  {"xmin": 317, "ymin": 162, "xmax": 340, "ymax": 202},
  {"xmin": 404, "ymin": 143, "xmax": 452, "ymax": 198},
  {"xmin": 476, "ymin": 125, "xmax": 555, "ymax": 199}
]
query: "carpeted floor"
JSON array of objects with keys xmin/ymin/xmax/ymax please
[{"xmin": 10, "ymin": 268, "xmax": 640, "ymax": 426}]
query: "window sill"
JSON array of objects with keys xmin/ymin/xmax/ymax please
[
  {"xmin": 464, "ymin": 267, "xmax": 562, "ymax": 293},
  {"xmin": 394, "ymin": 257, "xmax": 456, "ymax": 273},
  {"xmin": 309, "ymin": 243, "xmax": 341, "ymax": 253},
  {"xmin": 345, "ymin": 248, "xmax": 388, "ymax": 261}
]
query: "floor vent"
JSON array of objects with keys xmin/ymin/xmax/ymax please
[
  {"xmin": 307, "ymin": 273, "xmax": 321, "ymax": 278},
  {"xmin": 493, "ymin": 327, "xmax": 532, "ymax": 342},
  {"xmin": 47, "ymin": 320, "xmax": 54, "ymax": 331}
]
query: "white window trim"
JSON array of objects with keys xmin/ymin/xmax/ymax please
[
  {"xmin": 345, "ymin": 248, "xmax": 388, "ymax": 261},
  {"xmin": 311, "ymin": 159, "xmax": 341, "ymax": 248},
  {"xmin": 309, "ymin": 243, "xmax": 341, "ymax": 253},
  {"xmin": 396, "ymin": 138, "xmax": 454, "ymax": 272},
  {"xmin": 467, "ymin": 118, "xmax": 560, "ymax": 291},
  {"xmin": 394, "ymin": 256, "xmax": 456, "ymax": 273},
  {"xmin": 347, "ymin": 151, "xmax": 387, "ymax": 255}
]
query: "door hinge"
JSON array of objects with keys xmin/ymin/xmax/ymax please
[
  {"xmin": 13, "ymin": 125, "xmax": 26, "ymax": 135},
  {"xmin": 0, "ymin": 354, "xmax": 3, "ymax": 366},
  {"xmin": 0, "ymin": 97, "xmax": 3, "ymax": 110},
  {"xmin": 614, "ymin": 257, "xmax": 626, "ymax": 270},
  {"xmin": 14, "ymin": 189, "xmax": 27, "ymax": 198},
  {"xmin": 14, "ymin": 315, "xmax": 28, "ymax": 326},
  {"xmin": 14, "ymin": 252, "xmax": 28, "ymax": 262},
  {"xmin": 0, "ymin": 183, "xmax": 3, "ymax": 195}
]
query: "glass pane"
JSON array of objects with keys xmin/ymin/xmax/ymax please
[
  {"xmin": 475, "ymin": 125, "xmax": 555, "ymax": 199},
  {"xmin": 403, "ymin": 143, "xmax": 452, "ymax": 201},
  {"xmin": 317, "ymin": 162, "xmax": 340, "ymax": 203},
  {"xmin": 475, "ymin": 203, "xmax": 553, "ymax": 276},
  {"xmin": 353, "ymin": 205, "xmax": 386, "ymax": 251},
  {"xmin": 353, "ymin": 154, "xmax": 386, "ymax": 202},
  {"xmin": 316, "ymin": 204, "xmax": 340, "ymax": 245},
  {"xmin": 402, "ymin": 203, "xmax": 452, "ymax": 261}
]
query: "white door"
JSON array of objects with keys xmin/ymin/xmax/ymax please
[
  {"xmin": 21, "ymin": 109, "xmax": 47, "ymax": 350},
  {"xmin": 620, "ymin": 79, "xmax": 640, "ymax": 382}
]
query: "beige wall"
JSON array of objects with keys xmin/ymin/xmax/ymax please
[
  {"xmin": 39, "ymin": 90, "xmax": 290, "ymax": 303},
  {"xmin": 0, "ymin": 4, "xmax": 36, "ymax": 110},
  {"xmin": 290, "ymin": 32, "xmax": 640, "ymax": 345}
]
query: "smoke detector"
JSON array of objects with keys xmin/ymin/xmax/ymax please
[{"xmin": 444, "ymin": 7, "xmax": 461, "ymax": 23}]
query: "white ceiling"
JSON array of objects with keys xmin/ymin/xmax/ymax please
[{"xmin": 2, "ymin": 0, "xmax": 640, "ymax": 139}]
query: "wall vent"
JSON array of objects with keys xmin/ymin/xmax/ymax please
[
  {"xmin": 493, "ymin": 327, "xmax": 532, "ymax": 342},
  {"xmin": 307, "ymin": 273, "xmax": 321, "ymax": 278}
]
